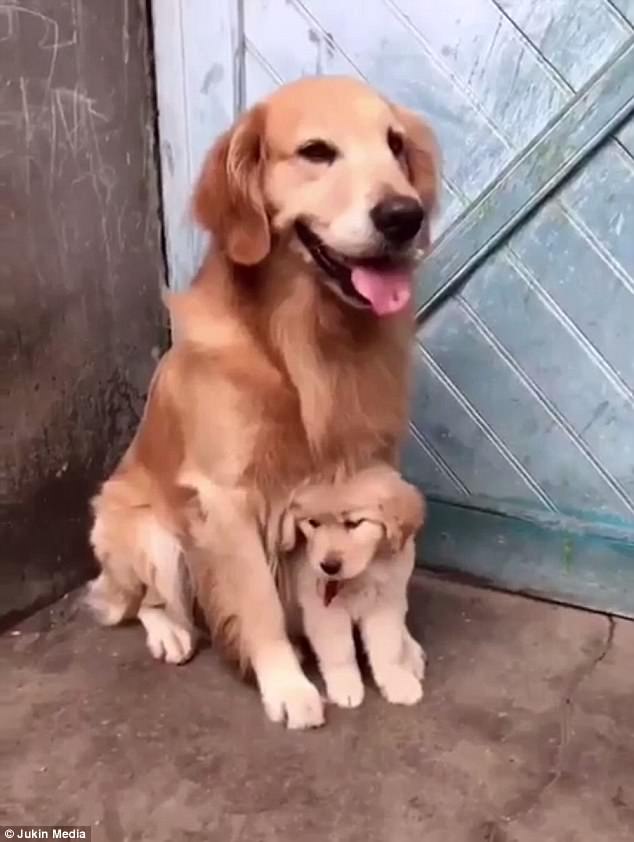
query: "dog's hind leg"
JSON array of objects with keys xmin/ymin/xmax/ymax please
[
  {"xmin": 88, "ymin": 490, "xmax": 196, "ymax": 665},
  {"xmin": 87, "ymin": 505, "xmax": 145, "ymax": 626},
  {"xmin": 85, "ymin": 570, "xmax": 141, "ymax": 627},
  {"xmin": 136, "ymin": 517, "xmax": 197, "ymax": 665}
]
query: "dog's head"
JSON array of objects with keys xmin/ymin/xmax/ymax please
[
  {"xmin": 278, "ymin": 466, "xmax": 426, "ymax": 582},
  {"xmin": 194, "ymin": 76, "xmax": 440, "ymax": 317}
]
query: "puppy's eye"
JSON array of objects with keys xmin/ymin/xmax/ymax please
[
  {"xmin": 307, "ymin": 518, "xmax": 321, "ymax": 528},
  {"xmin": 297, "ymin": 140, "xmax": 338, "ymax": 164},
  {"xmin": 387, "ymin": 128, "xmax": 404, "ymax": 158},
  {"xmin": 343, "ymin": 519, "xmax": 364, "ymax": 529}
]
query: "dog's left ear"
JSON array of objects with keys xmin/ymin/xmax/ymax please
[
  {"xmin": 193, "ymin": 104, "xmax": 270, "ymax": 265},
  {"xmin": 392, "ymin": 105, "xmax": 440, "ymax": 248},
  {"xmin": 278, "ymin": 506, "xmax": 300, "ymax": 554},
  {"xmin": 381, "ymin": 480, "xmax": 427, "ymax": 554}
]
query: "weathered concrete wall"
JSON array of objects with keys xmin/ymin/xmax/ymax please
[{"xmin": 0, "ymin": 0, "xmax": 166, "ymax": 627}]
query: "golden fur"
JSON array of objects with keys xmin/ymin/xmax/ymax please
[{"xmin": 87, "ymin": 77, "xmax": 438, "ymax": 721}]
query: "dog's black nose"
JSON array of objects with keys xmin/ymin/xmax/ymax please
[
  {"xmin": 370, "ymin": 196, "xmax": 424, "ymax": 244},
  {"xmin": 320, "ymin": 557, "xmax": 342, "ymax": 576}
]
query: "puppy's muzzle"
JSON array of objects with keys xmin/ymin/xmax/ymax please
[{"xmin": 320, "ymin": 556, "xmax": 342, "ymax": 576}]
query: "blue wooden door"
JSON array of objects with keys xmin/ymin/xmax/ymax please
[{"xmin": 152, "ymin": 1, "xmax": 634, "ymax": 615}]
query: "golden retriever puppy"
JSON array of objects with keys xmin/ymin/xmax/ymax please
[
  {"xmin": 273, "ymin": 466, "xmax": 426, "ymax": 709},
  {"xmin": 87, "ymin": 76, "xmax": 439, "ymax": 729}
]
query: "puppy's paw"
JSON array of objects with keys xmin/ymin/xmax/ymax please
[
  {"xmin": 377, "ymin": 665, "xmax": 423, "ymax": 706},
  {"xmin": 402, "ymin": 632, "xmax": 426, "ymax": 682},
  {"xmin": 140, "ymin": 608, "xmax": 196, "ymax": 665},
  {"xmin": 259, "ymin": 670, "xmax": 325, "ymax": 730},
  {"xmin": 325, "ymin": 666, "xmax": 365, "ymax": 708}
]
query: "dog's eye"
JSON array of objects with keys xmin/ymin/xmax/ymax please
[
  {"xmin": 387, "ymin": 128, "xmax": 404, "ymax": 158},
  {"xmin": 343, "ymin": 519, "xmax": 364, "ymax": 529},
  {"xmin": 307, "ymin": 518, "xmax": 321, "ymax": 528},
  {"xmin": 297, "ymin": 140, "xmax": 338, "ymax": 164}
]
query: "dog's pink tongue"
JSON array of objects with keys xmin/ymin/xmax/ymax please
[{"xmin": 351, "ymin": 266, "xmax": 413, "ymax": 316}]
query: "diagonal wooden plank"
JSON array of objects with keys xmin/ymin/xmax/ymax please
[
  {"xmin": 608, "ymin": 0, "xmax": 634, "ymax": 27},
  {"xmin": 416, "ymin": 38, "xmax": 634, "ymax": 317}
]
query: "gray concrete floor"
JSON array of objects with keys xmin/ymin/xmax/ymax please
[{"xmin": 1, "ymin": 573, "xmax": 633, "ymax": 842}]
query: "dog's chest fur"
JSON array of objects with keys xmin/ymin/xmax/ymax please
[
  {"xmin": 257, "ymin": 299, "xmax": 412, "ymax": 489},
  {"xmin": 252, "ymin": 353, "xmax": 409, "ymax": 491},
  {"xmin": 147, "ymin": 258, "xmax": 414, "ymax": 498}
]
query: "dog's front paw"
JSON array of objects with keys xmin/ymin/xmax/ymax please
[
  {"xmin": 259, "ymin": 670, "xmax": 325, "ymax": 730},
  {"xmin": 402, "ymin": 632, "xmax": 426, "ymax": 682},
  {"xmin": 377, "ymin": 665, "xmax": 423, "ymax": 706},
  {"xmin": 325, "ymin": 666, "xmax": 365, "ymax": 708}
]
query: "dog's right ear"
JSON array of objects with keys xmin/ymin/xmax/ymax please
[{"xmin": 193, "ymin": 105, "xmax": 271, "ymax": 265}]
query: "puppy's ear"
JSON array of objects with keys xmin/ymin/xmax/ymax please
[
  {"xmin": 278, "ymin": 507, "xmax": 299, "ymax": 554},
  {"xmin": 381, "ymin": 480, "xmax": 427, "ymax": 554},
  {"xmin": 392, "ymin": 105, "xmax": 440, "ymax": 248},
  {"xmin": 193, "ymin": 105, "xmax": 270, "ymax": 265}
]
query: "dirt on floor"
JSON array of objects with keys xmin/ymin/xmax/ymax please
[{"xmin": 1, "ymin": 572, "xmax": 633, "ymax": 842}]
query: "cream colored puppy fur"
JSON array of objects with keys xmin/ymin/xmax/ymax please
[{"xmin": 273, "ymin": 465, "xmax": 427, "ymax": 708}]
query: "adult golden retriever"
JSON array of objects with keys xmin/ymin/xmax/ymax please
[{"xmin": 87, "ymin": 76, "xmax": 439, "ymax": 729}]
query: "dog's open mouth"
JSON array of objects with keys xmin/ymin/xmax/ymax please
[{"xmin": 295, "ymin": 221, "xmax": 416, "ymax": 316}]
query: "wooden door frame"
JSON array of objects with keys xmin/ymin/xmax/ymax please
[{"xmin": 151, "ymin": 0, "xmax": 242, "ymax": 291}]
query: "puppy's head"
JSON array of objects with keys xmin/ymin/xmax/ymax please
[
  {"xmin": 280, "ymin": 505, "xmax": 386, "ymax": 582},
  {"xmin": 194, "ymin": 76, "xmax": 440, "ymax": 316},
  {"xmin": 278, "ymin": 467, "xmax": 426, "ymax": 583}
]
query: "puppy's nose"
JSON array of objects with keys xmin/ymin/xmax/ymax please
[
  {"xmin": 370, "ymin": 196, "xmax": 424, "ymax": 245},
  {"xmin": 320, "ymin": 557, "xmax": 342, "ymax": 576}
]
